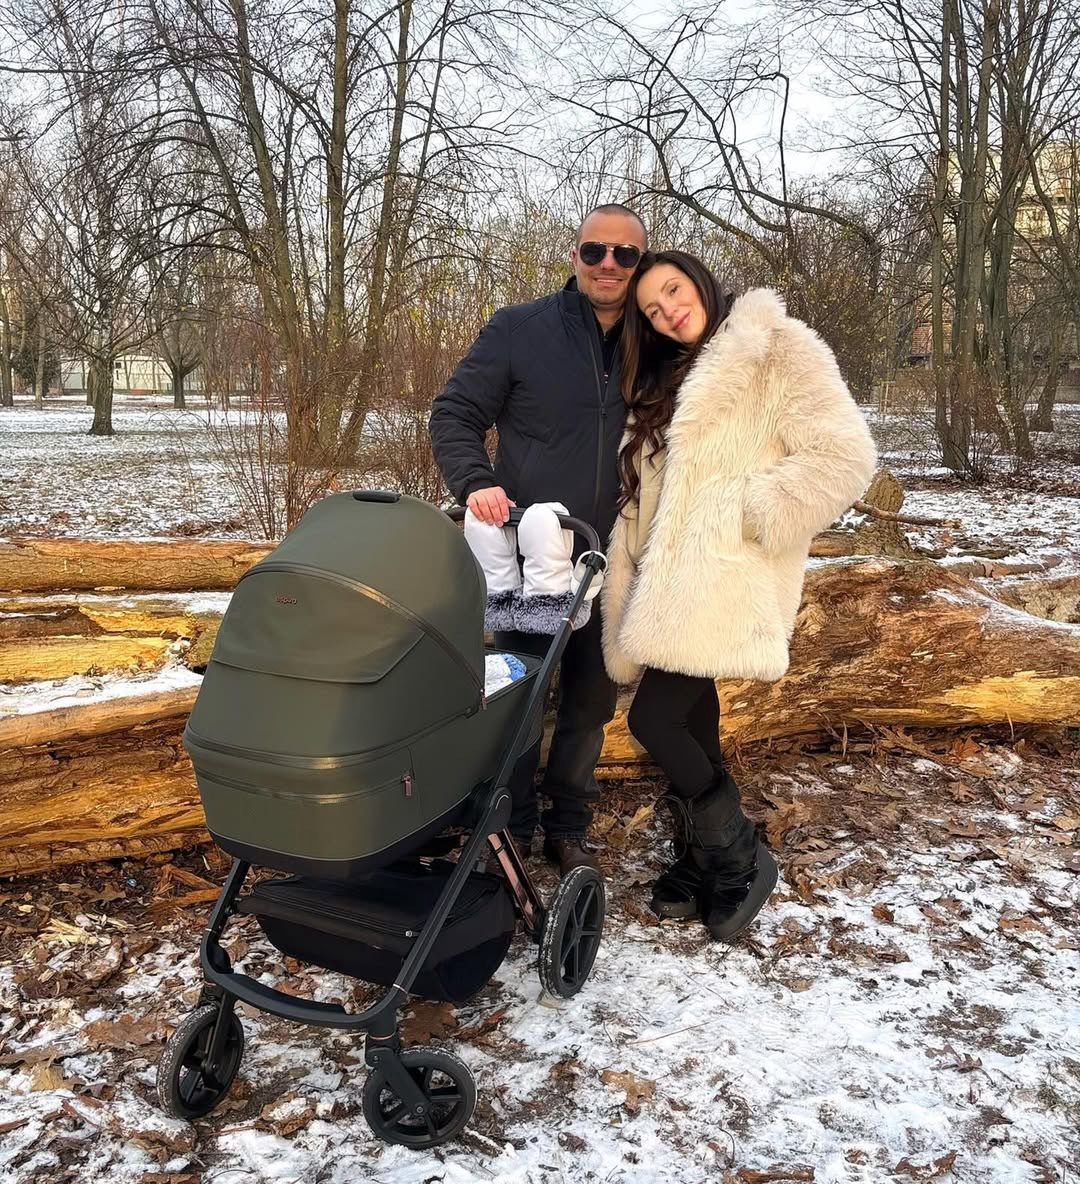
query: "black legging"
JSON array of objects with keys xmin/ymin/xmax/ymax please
[
  {"xmin": 627, "ymin": 667, "xmax": 757, "ymax": 861},
  {"xmin": 626, "ymin": 668, "xmax": 726, "ymax": 800}
]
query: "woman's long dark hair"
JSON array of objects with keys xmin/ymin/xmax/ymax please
[{"xmin": 618, "ymin": 251, "xmax": 737, "ymax": 511}]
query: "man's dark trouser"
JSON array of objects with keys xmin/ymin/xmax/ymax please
[{"xmin": 494, "ymin": 610, "xmax": 617, "ymax": 841}]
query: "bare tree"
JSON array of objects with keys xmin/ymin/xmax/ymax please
[
  {"xmin": 0, "ymin": 0, "xmax": 179, "ymax": 434},
  {"xmin": 776, "ymin": 0, "xmax": 1080, "ymax": 473}
]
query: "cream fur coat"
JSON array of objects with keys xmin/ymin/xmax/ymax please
[{"xmin": 601, "ymin": 288, "xmax": 877, "ymax": 685}]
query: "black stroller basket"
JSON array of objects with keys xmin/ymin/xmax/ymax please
[{"xmin": 156, "ymin": 492, "xmax": 608, "ymax": 1150}]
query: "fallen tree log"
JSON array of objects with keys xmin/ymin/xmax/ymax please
[
  {"xmin": 602, "ymin": 558, "xmax": 1080, "ymax": 761},
  {"xmin": 0, "ymin": 595, "xmax": 220, "ymax": 682},
  {"xmin": 0, "ymin": 538, "xmax": 272, "ymax": 593},
  {"xmin": 2, "ymin": 559, "xmax": 1079, "ymax": 876},
  {"xmin": 991, "ymin": 574, "xmax": 1080, "ymax": 624},
  {"xmin": 0, "ymin": 532, "xmax": 897, "ymax": 592}
]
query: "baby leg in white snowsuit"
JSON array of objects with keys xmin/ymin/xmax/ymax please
[
  {"xmin": 464, "ymin": 509, "xmax": 520, "ymax": 632},
  {"xmin": 513, "ymin": 502, "xmax": 594, "ymax": 633}
]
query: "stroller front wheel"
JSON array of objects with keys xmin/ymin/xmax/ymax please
[
  {"xmin": 539, "ymin": 866, "xmax": 606, "ymax": 998},
  {"xmin": 362, "ymin": 1048, "xmax": 476, "ymax": 1148},
  {"xmin": 157, "ymin": 1003, "xmax": 245, "ymax": 1120}
]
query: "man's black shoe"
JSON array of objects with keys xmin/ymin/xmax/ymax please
[
  {"xmin": 542, "ymin": 835, "xmax": 599, "ymax": 875},
  {"xmin": 701, "ymin": 841, "xmax": 778, "ymax": 942}
]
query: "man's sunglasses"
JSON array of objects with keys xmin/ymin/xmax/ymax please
[{"xmin": 577, "ymin": 241, "xmax": 642, "ymax": 269}]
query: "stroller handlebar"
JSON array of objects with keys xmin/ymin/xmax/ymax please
[{"xmin": 446, "ymin": 505, "xmax": 602, "ymax": 555}]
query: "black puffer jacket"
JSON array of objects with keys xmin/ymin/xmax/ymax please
[{"xmin": 428, "ymin": 278, "xmax": 627, "ymax": 546}]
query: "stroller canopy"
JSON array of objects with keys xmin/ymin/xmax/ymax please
[{"xmin": 214, "ymin": 491, "xmax": 485, "ymax": 700}]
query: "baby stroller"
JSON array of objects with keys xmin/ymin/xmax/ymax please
[{"xmin": 155, "ymin": 491, "xmax": 608, "ymax": 1149}]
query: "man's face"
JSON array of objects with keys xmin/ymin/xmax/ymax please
[{"xmin": 570, "ymin": 212, "xmax": 647, "ymax": 317}]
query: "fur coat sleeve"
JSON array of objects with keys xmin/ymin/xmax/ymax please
[{"xmin": 742, "ymin": 322, "xmax": 878, "ymax": 556}]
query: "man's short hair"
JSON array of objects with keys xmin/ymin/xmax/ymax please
[{"xmin": 576, "ymin": 203, "xmax": 648, "ymax": 244}]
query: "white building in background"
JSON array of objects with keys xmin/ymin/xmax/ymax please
[{"xmin": 60, "ymin": 354, "xmax": 205, "ymax": 396}]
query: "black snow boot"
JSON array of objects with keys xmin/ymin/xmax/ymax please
[
  {"xmin": 687, "ymin": 772, "xmax": 776, "ymax": 941},
  {"xmin": 649, "ymin": 795, "xmax": 704, "ymax": 920},
  {"xmin": 650, "ymin": 774, "xmax": 777, "ymax": 939},
  {"xmin": 699, "ymin": 840, "xmax": 778, "ymax": 942}
]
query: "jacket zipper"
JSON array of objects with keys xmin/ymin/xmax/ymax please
[{"xmin": 590, "ymin": 338, "xmax": 606, "ymax": 527}]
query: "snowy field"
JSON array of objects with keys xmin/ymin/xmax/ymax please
[{"xmin": 1, "ymin": 394, "xmax": 1079, "ymax": 1183}]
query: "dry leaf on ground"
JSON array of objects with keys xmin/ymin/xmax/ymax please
[
  {"xmin": 600, "ymin": 1069, "xmax": 655, "ymax": 1113},
  {"xmin": 894, "ymin": 1150, "xmax": 958, "ymax": 1180},
  {"xmin": 83, "ymin": 1013, "xmax": 169, "ymax": 1050},
  {"xmin": 401, "ymin": 1000, "xmax": 457, "ymax": 1043}
]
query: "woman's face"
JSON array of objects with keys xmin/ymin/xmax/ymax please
[{"xmin": 636, "ymin": 263, "xmax": 707, "ymax": 346}]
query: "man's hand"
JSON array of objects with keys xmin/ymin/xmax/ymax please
[{"xmin": 467, "ymin": 485, "xmax": 515, "ymax": 525}]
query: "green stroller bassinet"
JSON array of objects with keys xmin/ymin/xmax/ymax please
[{"xmin": 185, "ymin": 490, "xmax": 537, "ymax": 878}]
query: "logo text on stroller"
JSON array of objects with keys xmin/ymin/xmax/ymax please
[{"xmin": 275, "ymin": 595, "xmax": 298, "ymax": 605}]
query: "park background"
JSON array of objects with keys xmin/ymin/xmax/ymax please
[{"xmin": 1, "ymin": 0, "xmax": 1078, "ymax": 1180}]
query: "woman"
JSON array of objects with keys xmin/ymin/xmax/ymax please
[{"xmin": 602, "ymin": 251, "xmax": 876, "ymax": 941}]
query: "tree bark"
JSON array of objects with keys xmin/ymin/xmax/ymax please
[
  {"xmin": 0, "ymin": 594, "xmax": 220, "ymax": 681},
  {"xmin": 931, "ymin": 0, "xmax": 951, "ymax": 457},
  {"xmin": 1029, "ymin": 325, "xmax": 1061, "ymax": 433},
  {"xmin": 0, "ymin": 275, "xmax": 13, "ymax": 408},
  {"xmin": 0, "ymin": 539, "xmax": 272, "ymax": 592},
  {"xmin": 33, "ymin": 318, "xmax": 47, "ymax": 409},
  {"xmin": 88, "ymin": 354, "xmax": 115, "ymax": 436},
  {"xmin": 171, "ymin": 363, "xmax": 186, "ymax": 409},
  {"xmin": 0, "ymin": 533, "xmax": 886, "ymax": 594},
  {"xmin": 3, "ymin": 559, "xmax": 1079, "ymax": 876},
  {"xmin": 338, "ymin": 0, "xmax": 413, "ymax": 459}
]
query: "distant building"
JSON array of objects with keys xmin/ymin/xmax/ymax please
[{"xmin": 60, "ymin": 354, "xmax": 205, "ymax": 396}]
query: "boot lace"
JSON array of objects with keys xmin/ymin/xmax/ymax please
[{"xmin": 659, "ymin": 793, "xmax": 694, "ymax": 862}]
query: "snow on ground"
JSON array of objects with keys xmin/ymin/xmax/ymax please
[
  {"xmin": 0, "ymin": 398, "xmax": 256, "ymax": 539},
  {"xmin": 2, "ymin": 396, "xmax": 1079, "ymax": 1182},
  {"xmin": 863, "ymin": 404, "xmax": 1080, "ymax": 576},
  {"xmin": 0, "ymin": 743, "xmax": 1077, "ymax": 1184}
]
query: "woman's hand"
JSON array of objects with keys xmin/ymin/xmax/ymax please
[{"xmin": 467, "ymin": 485, "xmax": 515, "ymax": 525}]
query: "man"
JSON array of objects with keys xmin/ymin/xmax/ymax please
[{"xmin": 428, "ymin": 204, "xmax": 648, "ymax": 874}]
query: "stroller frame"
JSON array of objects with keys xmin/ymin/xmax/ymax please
[{"xmin": 160, "ymin": 505, "xmax": 608, "ymax": 1148}]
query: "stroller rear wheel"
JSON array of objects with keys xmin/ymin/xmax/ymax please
[
  {"xmin": 157, "ymin": 1003, "xmax": 244, "ymax": 1120},
  {"xmin": 539, "ymin": 866, "xmax": 606, "ymax": 998},
  {"xmin": 362, "ymin": 1048, "xmax": 476, "ymax": 1148}
]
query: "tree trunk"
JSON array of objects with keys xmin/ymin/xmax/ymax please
[
  {"xmin": 88, "ymin": 354, "xmax": 115, "ymax": 436},
  {"xmin": 171, "ymin": 363, "xmax": 186, "ymax": 409},
  {"xmin": 338, "ymin": 0, "xmax": 413, "ymax": 460},
  {"xmin": 1029, "ymin": 327, "xmax": 1061, "ymax": 433},
  {"xmin": 931, "ymin": 0, "xmax": 951, "ymax": 460},
  {"xmin": 3, "ymin": 559, "xmax": 1079, "ymax": 876},
  {"xmin": 317, "ymin": 0, "xmax": 350, "ymax": 450},
  {"xmin": 0, "ymin": 277, "xmax": 13, "ymax": 408},
  {"xmin": 33, "ymin": 319, "xmax": 47, "ymax": 408}
]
